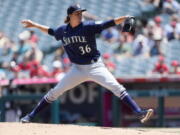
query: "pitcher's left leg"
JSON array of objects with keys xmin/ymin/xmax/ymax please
[
  {"xmin": 89, "ymin": 66, "xmax": 153, "ymax": 123},
  {"xmin": 89, "ymin": 66, "xmax": 125, "ymax": 97}
]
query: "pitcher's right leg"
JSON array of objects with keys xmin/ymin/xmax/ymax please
[
  {"xmin": 21, "ymin": 65, "xmax": 87, "ymax": 123},
  {"xmin": 45, "ymin": 65, "xmax": 87, "ymax": 102}
]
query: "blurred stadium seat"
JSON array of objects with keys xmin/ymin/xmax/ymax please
[{"xmin": 0, "ymin": 0, "xmax": 180, "ymax": 77}]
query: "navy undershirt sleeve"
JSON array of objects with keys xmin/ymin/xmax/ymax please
[
  {"xmin": 48, "ymin": 28, "xmax": 55, "ymax": 36},
  {"xmin": 88, "ymin": 19, "xmax": 116, "ymax": 34},
  {"xmin": 99, "ymin": 19, "xmax": 116, "ymax": 30},
  {"xmin": 48, "ymin": 27, "xmax": 63, "ymax": 41}
]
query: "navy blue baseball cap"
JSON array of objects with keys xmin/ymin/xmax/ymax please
[{"xmin": 67, "ymin": 4, "xmax": 86, "ymax": 15}]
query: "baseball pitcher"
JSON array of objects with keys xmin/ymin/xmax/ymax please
[{"xmin": 20, "ymin": 4, "xmax": 153, "ymax": 124}]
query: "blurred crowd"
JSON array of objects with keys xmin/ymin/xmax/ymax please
[
  {"xmin": 0, "ymin": 0, "xmax": 180, "ymax": 81},
  {"xmin": 100, "ymin": 0, "xmax": 180, "ymax": 75},
  {"xmin": 0, "ymin": 28, "xmax": 73, "ymax": 80}
]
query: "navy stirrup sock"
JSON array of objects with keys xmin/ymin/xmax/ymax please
[
  {"xmin": 29, "ymin": 97, "xmax": 50, "ymax": 118},
  {"xmin": 120, "ymin": 91, "xmax": 142, "ymax": 114}
]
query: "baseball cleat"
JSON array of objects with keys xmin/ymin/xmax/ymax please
[
  {"xmin": 20, "ymin": 114, "xmax": 32, "ymax": 123},
  {"xmin": 140, "ymin": 109, "xmax": 154, "ymax": 123}
]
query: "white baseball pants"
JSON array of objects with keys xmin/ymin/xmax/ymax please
[{"xmin": 45, "ymin": 58, "xmax": 126, "ymax": 102}]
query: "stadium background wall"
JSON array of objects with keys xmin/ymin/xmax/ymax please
[{"xmin": 1, "ymin": 78, "xmax": 180, "ymax": 127}]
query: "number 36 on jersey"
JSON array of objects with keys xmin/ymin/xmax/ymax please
[{"xmin": 79, "ymin": 45, "xmax": 91, "ymax": 55}]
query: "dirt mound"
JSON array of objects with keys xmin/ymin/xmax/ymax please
[{"xmin": 0, "ymin": 123, "xmax": 179, "ymax": 135}]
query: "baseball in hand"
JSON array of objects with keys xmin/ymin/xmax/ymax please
[{"xmin": 21, "ymin": 20, "xmax": 34, "ymax": 28}]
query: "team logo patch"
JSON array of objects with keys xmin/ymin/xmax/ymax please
[
  {"xmin": 95, "ymin": 21, "xmax": 103, "ymax": 24},
  {"xmin": 76, "ymin": 4, "xmax": 80, "ymax": 8}
]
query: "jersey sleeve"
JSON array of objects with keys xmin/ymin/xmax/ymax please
[
  {"xmin": 87, "ymin": 20, "xmax": 116, "ymax": 34},
  {"xmin": 48, "ymin": 26, "xmax": 63, "ymax": 41}
]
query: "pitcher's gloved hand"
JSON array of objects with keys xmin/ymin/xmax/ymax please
[{"xmin": 122, "ymin": 16, "xmax": 136, "ymax": 33}]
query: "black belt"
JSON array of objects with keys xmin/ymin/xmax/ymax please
[
  {"xmin": 75, "ymin": 57, "xmax": 99, "ymax": 65},
  {"xmin": 90, "ymin": 57, "xmax": 99, "ymax": 64}
]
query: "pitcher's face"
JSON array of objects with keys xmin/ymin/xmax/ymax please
[{"xmin": 69, "ymin": 11, "xmax": 82, "ymax": 23}]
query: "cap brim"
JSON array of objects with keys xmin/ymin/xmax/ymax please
[{"xmin": 75, "ymin": 9, "xmax": 86, "ymax": 12}]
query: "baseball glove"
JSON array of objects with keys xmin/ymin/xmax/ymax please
[{"xmin": 122, "ymin": 16, "xmax": 136, "ymax": 33}]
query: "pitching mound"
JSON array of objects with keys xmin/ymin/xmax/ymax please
[{"xmin": 0, "ymin": 123, "xmax": 179, "ymax": 135}]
